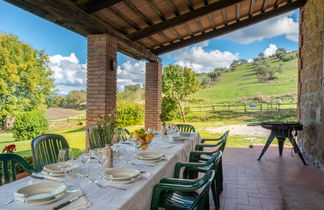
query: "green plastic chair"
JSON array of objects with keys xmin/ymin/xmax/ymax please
[
  {"xmin": 0, "ymin": 153, "xmax": 36, "ymax": 185},
  {"xmin": 150, "ymin": 170, "xmax": 215, "ymax": 210},
  {"xmin": 115, "ymin": 127, "xmax": 130, "ymax": 141},
  {"xmin": 192, "ymin": 130, "xmax": 229, "ymax": 194},
  {"xmin": 31, "ymin": 134, "xmax": 69, "ymax": 171},
  {"xmin": 88, "ymin": 126, "xmax": 103, "ymax": 149},
  {"xmin": 175, "ymin": 151, "xmax": 223, "ymax": 208},
  {"xmin": 176, "ymin": 124, "xmax": 196, "ymax": 132}
]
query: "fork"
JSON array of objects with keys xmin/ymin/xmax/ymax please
[
  {"xmin": 3, "ymin": 198, "xmax": 15, "ymax": 205},
  {"xmin": 94, "ymin": 181, "xmax": 126, "ymax": 190}
]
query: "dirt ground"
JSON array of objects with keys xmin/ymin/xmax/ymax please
[{"xmin": 205, "ymin": 124, "xmax": 271, "ymax": 137}]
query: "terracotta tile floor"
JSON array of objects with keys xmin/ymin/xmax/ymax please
[{"xmin": 210, "ymin": 146, "xmax": 324, "ymax": 210}]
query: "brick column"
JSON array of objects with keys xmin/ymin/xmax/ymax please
[
  {"xmin": 145, "ymin": 61, "xmax": 162, "ymax": 130},
  {"xmin": 86, "ymin": 34, "xmax": 117, "ymax": 130}
]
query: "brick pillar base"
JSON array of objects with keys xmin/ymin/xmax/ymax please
[
  {"xmin": 86, "ymin": 34, "xmax": 117, "ymax": 147},
  {"xmin": 145, "ymin": 61, "xmax": 162, "ymax": 130}
]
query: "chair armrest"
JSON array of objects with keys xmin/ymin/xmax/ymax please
[
  {"xmin": 189, "ymin": 151, "xmax": 215, "ymax": 162},
  {"xmin": 174, "ymin": 162, "xmax": 210, "ymax": 178},
  {"xmin": 201, "ymin": 138, "xmax": 221, "ymax": 143},
  {"xmin": 160, "ymin": 177, "xmax": 198, "ymax": 185}
]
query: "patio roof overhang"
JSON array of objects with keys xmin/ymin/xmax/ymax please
[{"xmin": 5, "ymin": 0, "xmax": 306, "ymax": 61}]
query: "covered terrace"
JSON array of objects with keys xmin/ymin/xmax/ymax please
[{"xmin": 3, "ymin": 0, "xmax": 324, "ymax": 209}]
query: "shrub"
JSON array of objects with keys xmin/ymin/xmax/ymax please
[
  {"xmin": 116, "ymin": 101, "xmax": 144, "ymax": 127},
  {"xmin": 161, "ymin": 97, "xmax": 181, "ymax": 122},
  {"xmin": 13, "ymin": 110, "xmax": 48, "ymax": 141}
]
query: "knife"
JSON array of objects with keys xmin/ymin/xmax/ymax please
[{"xmin": 53, "ymin": 194, "xmax": 85, "ymax": 210}]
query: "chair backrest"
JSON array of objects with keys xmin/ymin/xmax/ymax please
[
  {"xmin": 175, "ymin": 124, "xmax": 196, "ymax": 132},
  {"xmin": 88, "ymin": 126, "xmax": 103, "ymax": 149},
  {"xmin": 0, "ymin": 153, "xmax": 36, "ymax": 185},
  {"xmin": 191, "ymin": 170, "xmax": 215, "ymax": 209},
  {"xmin": 115, "ymin": 127, "xmax": 130, "ymax": 142},
  {"xmin": 218, "ymin": 130, "xmax": 229, "ymax": 152},
  {"xmin": 31, "ymin": 134, "xmax": 69, "ymax": 171}
]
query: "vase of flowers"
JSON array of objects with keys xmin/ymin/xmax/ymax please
[{"xmin": 132, "ymin": 128, "xmax": 154, "ymax": 150}]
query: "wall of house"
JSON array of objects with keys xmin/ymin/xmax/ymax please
[{"xmin": 299, "ymin": 0, "xmax": 324, "ymax": 170}]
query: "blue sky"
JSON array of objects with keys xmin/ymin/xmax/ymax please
[{"xmin": 0, "ymin": 0, "xmax": 299, "ymax": 93}]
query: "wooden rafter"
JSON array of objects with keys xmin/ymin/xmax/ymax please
[
  {"xmin": 165, "ymin": 0, "xmax": 180, "ymax": 16},
  {"xmin": 207, "ymin": 13, "xmax": 216, "ymax": 29},
  {"xmin": 77, "ymin": 0, "xmax": 123, "ymax": 14},
  {"xmin": 262, "ymin": 0, "xmax": 268, "ymax": 12},
  {"xmin": 152, "ymin": 0, "xmax": 306, "ymax": 55},
  {"xmin": 128, "ymin": 0, "xmax": 246, "ymax": 41},
  {"xmin": 6, "ymin": 0, "xmax": 159, "ymax": 61},
  {"xmin": 236, "ymin": 3, "xmax": 240, "ymax": 21},
  {"xmin": 222, "ymin": 8, "xmax": 228, "ymax": 26},
  {"xmin": 109, "ymin": 6, "xmax": 140, "ymax": 30},
  {"xmin": 249, "ymin": 0, "xmax": 255, "ymax": 17}
]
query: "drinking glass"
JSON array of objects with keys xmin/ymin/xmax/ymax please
[
  {"xmin": 57, "ymin": 148, "xmax": 73, "ymax": 166},
  {"xmin": 64, "ymin": 168, "xmax": 80, "ymax": 192}
]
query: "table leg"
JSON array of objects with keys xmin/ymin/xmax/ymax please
[
  {"xmin": 257, "ymin": 132, "xmax": 276, "ymax": 161},
  {"xmin": 287, "ymin": 136, "xmax": 307, "ymax": 165},
  {"xmin": 278, "ymin": 138, "xmax": 285, "ymax": 156}
]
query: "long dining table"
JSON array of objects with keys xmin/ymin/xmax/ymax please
[{"xmin": 0, "ymin": 133, "xmax": 201, "ymax": 210}]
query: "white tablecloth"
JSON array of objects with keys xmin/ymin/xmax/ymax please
[{"xmin": 0, "ymin": 133, "xmax": 200, "ymax": 210}]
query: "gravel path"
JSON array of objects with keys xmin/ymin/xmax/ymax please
[{"xmin": 205, "ymin": 124, "xmax": 271, "ymax": 137}]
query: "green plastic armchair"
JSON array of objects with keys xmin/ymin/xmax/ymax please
[
  {"xmin": 31, "ymin": 134, "xmax": 69, "ymax": 171},
  {"xmin": 115, "ymin": 127, "xmax": 130, "ymax": 141},
  {"xmin": 176, "ymin": 124, "xmax": 196, "ymax": 132},
  {"xmin": 0, "ymin": 153, "xmax": 36, "ymax": 185},
  {"xmin": 174, "ymin": 151, "xmax": 222, "ymax": 208},
  {"xmin": 150, "ymin": 170, "xmax": 215, "ymax": 210},
  {"xmin": 88, "ymin": 126, "xmax": 103, "ymax": 149}
]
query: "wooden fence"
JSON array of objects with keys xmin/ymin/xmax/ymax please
[{"xmin": 188, "ymin": 103, "xmax": 296, "ymax": 113}]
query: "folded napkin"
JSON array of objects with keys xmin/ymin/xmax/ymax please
[
  {"xmin": 43, "ymin": 190, "xmax": 91, "ymax": 210},
  {"xmin": 33, "ymin": 173, "xmax": 65, "ymax": 183}
]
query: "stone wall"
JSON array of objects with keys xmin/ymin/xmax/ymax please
[{"xmin": 299, "ymin": 0, "xmax": 324, "ymax": 170}]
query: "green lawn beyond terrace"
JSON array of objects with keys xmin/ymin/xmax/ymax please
[
  {"xmin": 0, "ymin": 121, "xmax": 274, "ymax": 157},
  {"xmin": 192, "ymin": 57, "xmax": 298, "ymax": 104}
]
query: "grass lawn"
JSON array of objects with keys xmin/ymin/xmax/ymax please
[{"xmin": 191, "ymin": 57, "xmax": 298, "ymax": 105}]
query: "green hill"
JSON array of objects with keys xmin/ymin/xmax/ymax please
[{"xmin": 191, "ymin": 56, "xmax": 298, "ymax": 105}]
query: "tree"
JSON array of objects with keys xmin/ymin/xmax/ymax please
[
  {"xmin": 275, "ymin": 48, "xmax": 287, "ymax": 60},
  {"xmin": 253, "ymin": 60, "xmax": 282, "ymax": 81},
  {"xmin": 0, "ymin": 33, "xmax": 54, "ymax": 128},
  {"xmin": 200, "ymin": 76, "xmax": 211, "ymax": 88},
  {"xmin": 124, "ymin": 84, "xmax": 141, "ymax": 92},
  {"xmin": 65, "ymin": 90, "xmax": 86, "ymax": 108},
  {"xmin": 162, "ymin": 65, "xmax": 200, "ymax": 122}
]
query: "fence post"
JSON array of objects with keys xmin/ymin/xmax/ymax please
[
  {"xmin": 213, "ymin": 105, "xmax": 215, "ymax": 112},
  {"xmin": 278, "ymin": 103, "xmax": 280, "ymax": 111},
  {"xmin": 244, "ymin": 104, "xmax": 247, "ymax": 113},
  {"xmin": 260, "ymin": 103, "xmax": 263, "ymax": 113},
  {"xmin": 227, "ymin": 104, "xmax": 230, "ymax": 111}
]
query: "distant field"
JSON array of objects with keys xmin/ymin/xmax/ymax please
[
  {"xmin": 46, "ymin": 107, "xmax": 85, "ymax": 120},
  {"xmin": 191, "ymin": 57, "xmax": 298, "ymax": 105}
]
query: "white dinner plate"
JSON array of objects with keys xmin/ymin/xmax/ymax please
[
  {"xmin": 180, "ymin": 132, "xmax": 193, "ymax": 136},
  {"xmin": 103, "ymin": 174, "xmax": 141, "ymax": 184},
  {"xmin": 15, "ymin": 182, "xmax": 67, "ymax": 201},
  {"xmin": 136, "ymin": 152, "xmax": 164, "ymax": 160},
  {"xmin": 172, "ymin": 136, "xmax": 187, "ymax": 141},
  {"xmin": 43, "ymin": 163, "xmax": 79, "ymax": 177},
  {"xmin": 16, "ymin": 192, "xmax": 66, "ymax": 205},
  {"xmin": 103, "ymin": 168, "xmax": 140, "ymax": 181}
]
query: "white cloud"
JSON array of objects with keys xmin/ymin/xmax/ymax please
[
  {"xmin": 117, "ymin": 60, "xmax": 146, "ymax": 91},
  {"xmin": 49, "ymin": 53, "xmax": 86, "ymax": 94},
  {"xmin": 222, "ymin": 13, "xmax": 298, "ymax": 44},
  {"xmin": 263, "ymin": 44, "xmax": 278, "ymax": 57},
  {"xmin": 171, "ymin": 43, "xmax": 239, "ymax": 73}
]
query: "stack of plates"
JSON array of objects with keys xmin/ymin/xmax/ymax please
[
  {"xmin": 42, "ymin": 163, "xmax": 79, "ymax": 177},
  {"xmin": 180, "ymin": 132, "xmax": 193, "ymax": 137},
  {"xmin": 136, "ymin": 152, "xmax": 165, "ymax": 162},
  {"xmin": 103, "ymin": 168, "xmax": 141, "ymax": 183},
  {"xmin": 172, "ymin": 135, "xmax": 187, "ymax": 141},
  {"xmin": 14, "ymin": 182, "xmax": 67, "ymax": 205}
]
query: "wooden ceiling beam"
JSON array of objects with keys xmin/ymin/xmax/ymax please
[
  {"xmin": 236, "ymin": 3, "xmax": 240, "ymax": 21},
  {"xmin": 152, "ymin": 0, "xmax": 306, "ymax": 55},
  {"xmin": 5, "ymin": 0, "xmax": 159, "ymax": 61},
  {"xmin": 249, "ymin": 0, "xmax": 255, "ymax": 17},
  {"xmin": 76, "ymin": 0, "xmax": 124, "ymax": 14},
  {"xmin": 128, "ymin": 0, "xmax": 246, "ymax": 41}
]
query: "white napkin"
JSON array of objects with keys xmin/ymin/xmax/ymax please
[{"xmin": 43, "ymin": 190, "xmax": 91, "ymax": 210}]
